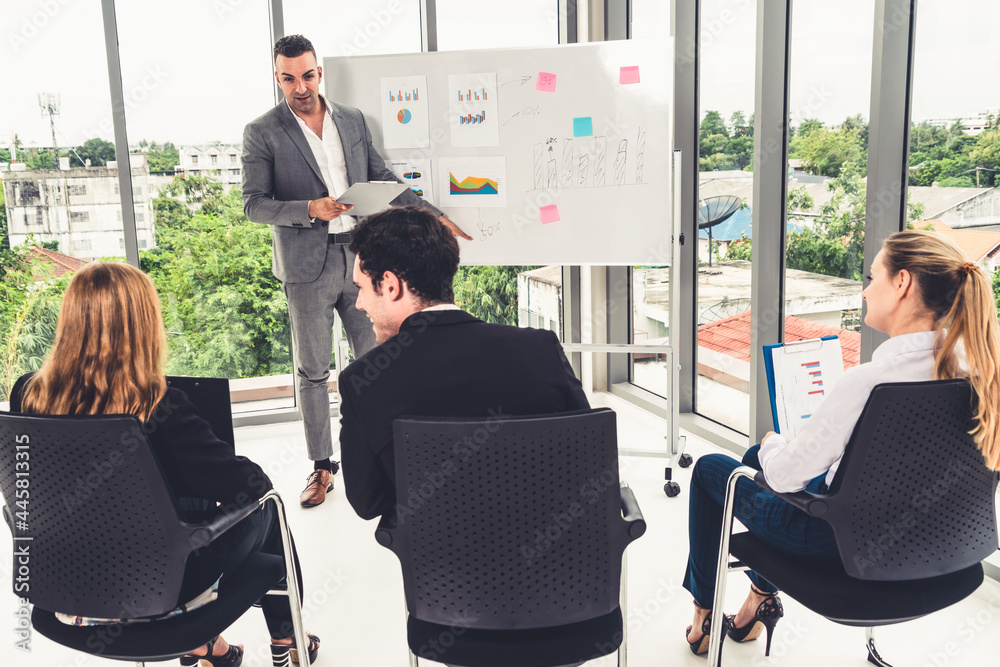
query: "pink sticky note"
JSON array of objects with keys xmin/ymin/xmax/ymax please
[
  {"xmin": 536, "ymin": 72, "xmax": 557, "ymax": 92},
  {"xmin": 619, "ymin": 66, "xmax": 640, "ymax": 84},
  {"xmin": 540, "ymin": 204, "xmax": 560, "ymax": 224}
]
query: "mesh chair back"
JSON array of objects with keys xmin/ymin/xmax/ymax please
[
  {"xmin": 0, "ymin": 413, "xmax": 197, "ymax": 618},
  {"xmin": 166, "ymin": 377, "xmax": 235, "ymax": 448},
  {"xmin": 387, "ymin": 409, "xmax": 628, "ymax": 630},
  {"xmin": 824, "ymin": 380, "xmax": 999, "ymax": 581}
]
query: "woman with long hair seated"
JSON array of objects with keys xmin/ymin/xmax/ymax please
[
  {"xmin": 10, "ymin": 261, "xmax": 319, "ymax": 667},
  {"xmin": 682, "ymin": 230, "xmax": 1000, "ymax": 656}
]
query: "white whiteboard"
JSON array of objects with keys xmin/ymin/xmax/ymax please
[{"xmin": 324, "ymin": 39, "xmax": 673, "ymax": 266}]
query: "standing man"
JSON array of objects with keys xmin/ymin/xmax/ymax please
[
  {"xmin": 242, "ymin": 35, "xmax": 471, "ymax": 508},
  {"xmin": 338, "ymin": 206, "xmax": 590, "ymax": 521}
]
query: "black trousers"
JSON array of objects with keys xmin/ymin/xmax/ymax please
[{"xmin": 181, "ymin": 502, "xmax": 303, "ymax": 640}]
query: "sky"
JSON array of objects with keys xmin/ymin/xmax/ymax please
[{"xmin": 0, "ymin": 0, "xmax": 997, "ymax": 149}]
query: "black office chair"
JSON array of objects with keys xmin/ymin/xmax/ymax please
[
  {"xmin": 167, "ymin": 376, "xmax": 236, "ymax": 449},
  {"xmin": 706, "ymin": 380, "xmax": 1000, "ymax": 666},
  {"xmin": 0, "ymin": 411, "xmax": 312, "ymax": 666},
  {"xmin": 374, "ymin": 408, "xmax": 646, "ymax": 667}
]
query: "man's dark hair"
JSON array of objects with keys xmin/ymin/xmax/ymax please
[
  {"xmin": 350, "ymin": 207, "xmax": 460, "ymax": 305},
  {"xmin": 273, "ymin": 34, "xmax": 316, "ymax": 62}
]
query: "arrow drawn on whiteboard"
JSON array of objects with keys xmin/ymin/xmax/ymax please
[
  {"xmin": 502, "ymin": 111, "xmax": 521, "ymax": 126},
  {"xmin": 501, "ymin": 75, "xmax": 533, "ymax": 86}
]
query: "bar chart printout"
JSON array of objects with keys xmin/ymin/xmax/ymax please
[
  {"xmin": 448, "ymin": 72, "xmax": 500, "ymax": 147},
  {"xmin": 765, "ymin": 337, "xmax": 845, "ymax": 439},
  {"xmin": 380, "ymin": 75, "xmax": 430, "ymax": 149}
]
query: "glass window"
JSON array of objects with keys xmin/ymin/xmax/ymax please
[
  {"xmin": 283, "ymin": 0, "xmax": 422, "ymax": 57},
  {"xmin": 436, "ymin": 0, "xmax": 558, "ymax": 51},
  {"xmin": 783, "ymin": 0, "xmax": 874, "ymax": 377},
  {"xmin": 0, "ymin": 0, "xmax": 126, "ymax": 405},
  {"xmin": 114, "ymin": 0, "xmax": 292, "ymax": 414}
]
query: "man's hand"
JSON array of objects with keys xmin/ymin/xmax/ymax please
[
  {"xmin": 762, "ymin": 431, "xmax": 777, "ymax": 444},
  {"xmin": 440, "ymin": 215, "xmax": 473, "ymax": 241},
  {"xmin": 309, "ymin": 197, "xmax": 353, "ymax": 221}
]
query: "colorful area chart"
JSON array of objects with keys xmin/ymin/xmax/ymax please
[
  {"xmin": 397, "ymin": 108, "xmax": 412, "ymax": 124},
  {"xmin": 449, "ymin": 173, "xmax": 499, "ymax": 195}
]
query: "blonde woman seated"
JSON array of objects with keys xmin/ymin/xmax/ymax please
[
  {"xmin": 11, "ymin": 262, "xmax": 319, "ymax": 667},
  {"xmin": 682, "ymin": 230, "xmax": 1000, "ymax": 656}
]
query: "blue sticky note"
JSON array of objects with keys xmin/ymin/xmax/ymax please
[{"xmin": 573, "ymin": 117, "xmax": 593, "ymax": 137}]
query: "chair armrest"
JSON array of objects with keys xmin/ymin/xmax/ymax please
[
  {"xmin": 187, "ymin": 499, "xmax": 265, "ymax": 548},
  {"xmin": 375, "ymin": 508, "xmax": 398, "ymax": 548},
  {"xmin": 619, "ymin": 483, "xmax": 646, "ymax": 540},
  {"xmin": 752, "ymin": 471, "xmax": 830, "ymax": 517}
]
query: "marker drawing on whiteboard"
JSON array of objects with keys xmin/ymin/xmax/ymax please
[{"xmin": 501, "ymin": 75, "xmax": 533, "ymax": 86}]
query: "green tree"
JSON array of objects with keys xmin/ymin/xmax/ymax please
[
  {"xmin": 143, "ymin": 184, "xmax": 291, "ymax": 378},
  {"xmin": 145, "ymin": 141, "xmax": 181, "ymax": 173},
  {"xmin": 454, "ymin": 266, "xmax": 533, "ymax": 326},
  {"xmin": 70, "ymin": 138, "xmax": 116, "ymax": 167},
  {"xmin": 0, "ymin": 183, "xmax": 8, "ymax": 252},
  {"xmin": 0, "ymin": 239, "xmax": 71, "ymax": 401},
  {"xmin": 970, "ymin": 128, "xmax": 1000, "ymax": 188}
]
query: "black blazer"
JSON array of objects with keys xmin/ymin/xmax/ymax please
[
  {"xmin": 10, "ymin": 374, "xmax": 272, "ymax": 523},
  {"xmin": 338, "ymin": 309, "xmax": 590, "ymax": 520}
]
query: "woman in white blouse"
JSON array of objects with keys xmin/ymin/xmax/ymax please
[{"xmin": 683, "ymin": 230, "xmax": 1000, "ymax": 656}]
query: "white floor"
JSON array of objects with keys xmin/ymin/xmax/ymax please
[{"xmin": 3, "ymin": 394, "xmax": 1000, "ymax": 667}]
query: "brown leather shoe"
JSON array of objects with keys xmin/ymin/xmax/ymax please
[{"xmin": 299, "ymin": 469, "xmax": 333, "ymax": 508}]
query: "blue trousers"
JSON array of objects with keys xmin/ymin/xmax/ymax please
[{"xmin": 682, "ymin": 446, "xmax": 841, "ymax": 608}]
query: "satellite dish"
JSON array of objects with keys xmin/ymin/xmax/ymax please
[{"xmin": 698, "ymin": 195, "xmax": 743, "ymax": 266}]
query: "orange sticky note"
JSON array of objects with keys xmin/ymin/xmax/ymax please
[
  {"xmin": 540, "ymin": 204, "xmax": 560, "ymax": 224},
  {"xmin": 536, "ymin": 72, "xmax": 557, "ymax": 92},
  {"xmin": 619, "ymin": 66, "xmax": 640, "ymax": 84}
]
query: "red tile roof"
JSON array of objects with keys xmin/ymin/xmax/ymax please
[
  {"xmin": 699, "ymin": 310, "xmax": 861, "ymax": 369},
  {"xmin": 27, "ymin": 247, "xmax": 89, "ymax": 278},
  {"xmin": 920, "ymin": 221, "xmax": 1000, "ymax": 262}
]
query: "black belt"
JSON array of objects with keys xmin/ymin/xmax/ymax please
[{"xmin": 328, "ymin": 232, "xmax": 352, "ymax": 245}]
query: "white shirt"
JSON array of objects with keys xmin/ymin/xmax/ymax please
[
  {"xmin": 421, "ymin": 304, "xmax": 461, "ymax": 312},
  {"xmin": 759, "ymin": 331, "xmax": 945, "ymax": 493},
  {"xmin": 286, "ymin": 96, "xmax": 353, "ymax": 234}
]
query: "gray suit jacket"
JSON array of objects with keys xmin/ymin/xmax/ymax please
[{"xmin": 242, "ymin": 99, "xmax": 442, "ymax": 284}]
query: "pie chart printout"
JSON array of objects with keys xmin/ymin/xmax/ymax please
[{"xmin": 397, "ymin": 108, "xmax": 412, "ymax": 124}]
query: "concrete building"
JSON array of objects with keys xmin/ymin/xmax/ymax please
[
  {"xmin": 178, "ymin": 144, "xmax": 242, "ymax": 186},
  {"xmin": 699, "ymin": 170, "xmax": 1000, "ymax": 229},
  {"xmin": 2, "ymin": 155, "xmax": 155, "ymax": 260}
]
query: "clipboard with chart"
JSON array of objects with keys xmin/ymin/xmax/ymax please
[{"xmin": 763, "ymin": 336, "xmax": 844, "ymax": 439}]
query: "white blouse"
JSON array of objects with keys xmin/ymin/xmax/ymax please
[{"xmin": 759, "ymin": 330, "xmax": 942, "ymax": 493}]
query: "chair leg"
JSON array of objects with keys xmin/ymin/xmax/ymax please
[
  {"xmin": 262, "ymin": 491, "xmax": 313, "ymax": 667},
  {"xmin": 866, "ymin": 627, "xmax": 895, "ymax": 667},
  {"xmin": 706, "ymin": 466, "xmax": 758, "ymax": 667},
  {"xmin": 409, "ymin": 650, "xmax": 419, "ymax": 667},
  {"xmin": 618, "ymin": 555, "xmax": 628, "ymax": 667}
]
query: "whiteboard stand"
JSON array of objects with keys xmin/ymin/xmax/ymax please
[{"xmin": 560, "ymin": 151, "xmax": 690, "ymax": 498}]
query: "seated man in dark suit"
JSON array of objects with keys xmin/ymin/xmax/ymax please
[{"xmin": 339, "ymin": 206, "xmax": 590, "ymax": 520}]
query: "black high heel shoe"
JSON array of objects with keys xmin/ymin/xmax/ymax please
[
  {"xmin": 685, "ymin": 603, "xmax": 731, "ymax": 656},
  {"xmin": 180, "ymin": 635, "xmax": 244, "ymax": 667},
  {"xmin": 271, "ymin": 633, "xmax": 320, "ymax": 666},
  {"xmin": 727, "ymin": 585, "xmax": 784, "ymax": 656}
]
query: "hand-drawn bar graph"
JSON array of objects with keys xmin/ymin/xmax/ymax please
[
  {"xmin": 388, "ymin": 89, "xmax": 419, "ymax": 102},
  {"xmin": 530, "ymin": 128, "xmax": 647, "ymax": 191}
]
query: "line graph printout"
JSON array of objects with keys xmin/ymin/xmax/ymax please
[
  {"xmin": 448, "ymin": 72, "xmax": 500, "ymax": 147},
  {"xmin": 766, "ymin": 337, "xmax": 845, "ymax": 440},
  {"xmin": 380, "ymin": 75, "xmax": 430, "ymax": 149}
]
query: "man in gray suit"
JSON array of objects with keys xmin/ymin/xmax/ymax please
[{"xmin": 242, "ymin": 34, "xmax": 470, "ymax": 508}]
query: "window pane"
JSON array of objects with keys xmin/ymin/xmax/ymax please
[
  {"xmin": 690, "ymin": 0, "xmax": 757, "ymax": 434},
  {"xmin": 0, "ymin": 0, "xmax": 125, "ymax": 403},
  {"xmin": 284, "ymin": 0, "xmax": 422, "ymax": 57},
  {"xmin": 436, "ymin": 0, "xmax": 558, "ymax": 51},
  {"xmin": 783, "ymin": 0, "xmax": 873, "ymax": 373},
  {"xmin": 115, "ymin": 0, "xmax": 294, "ymax": 414}
]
